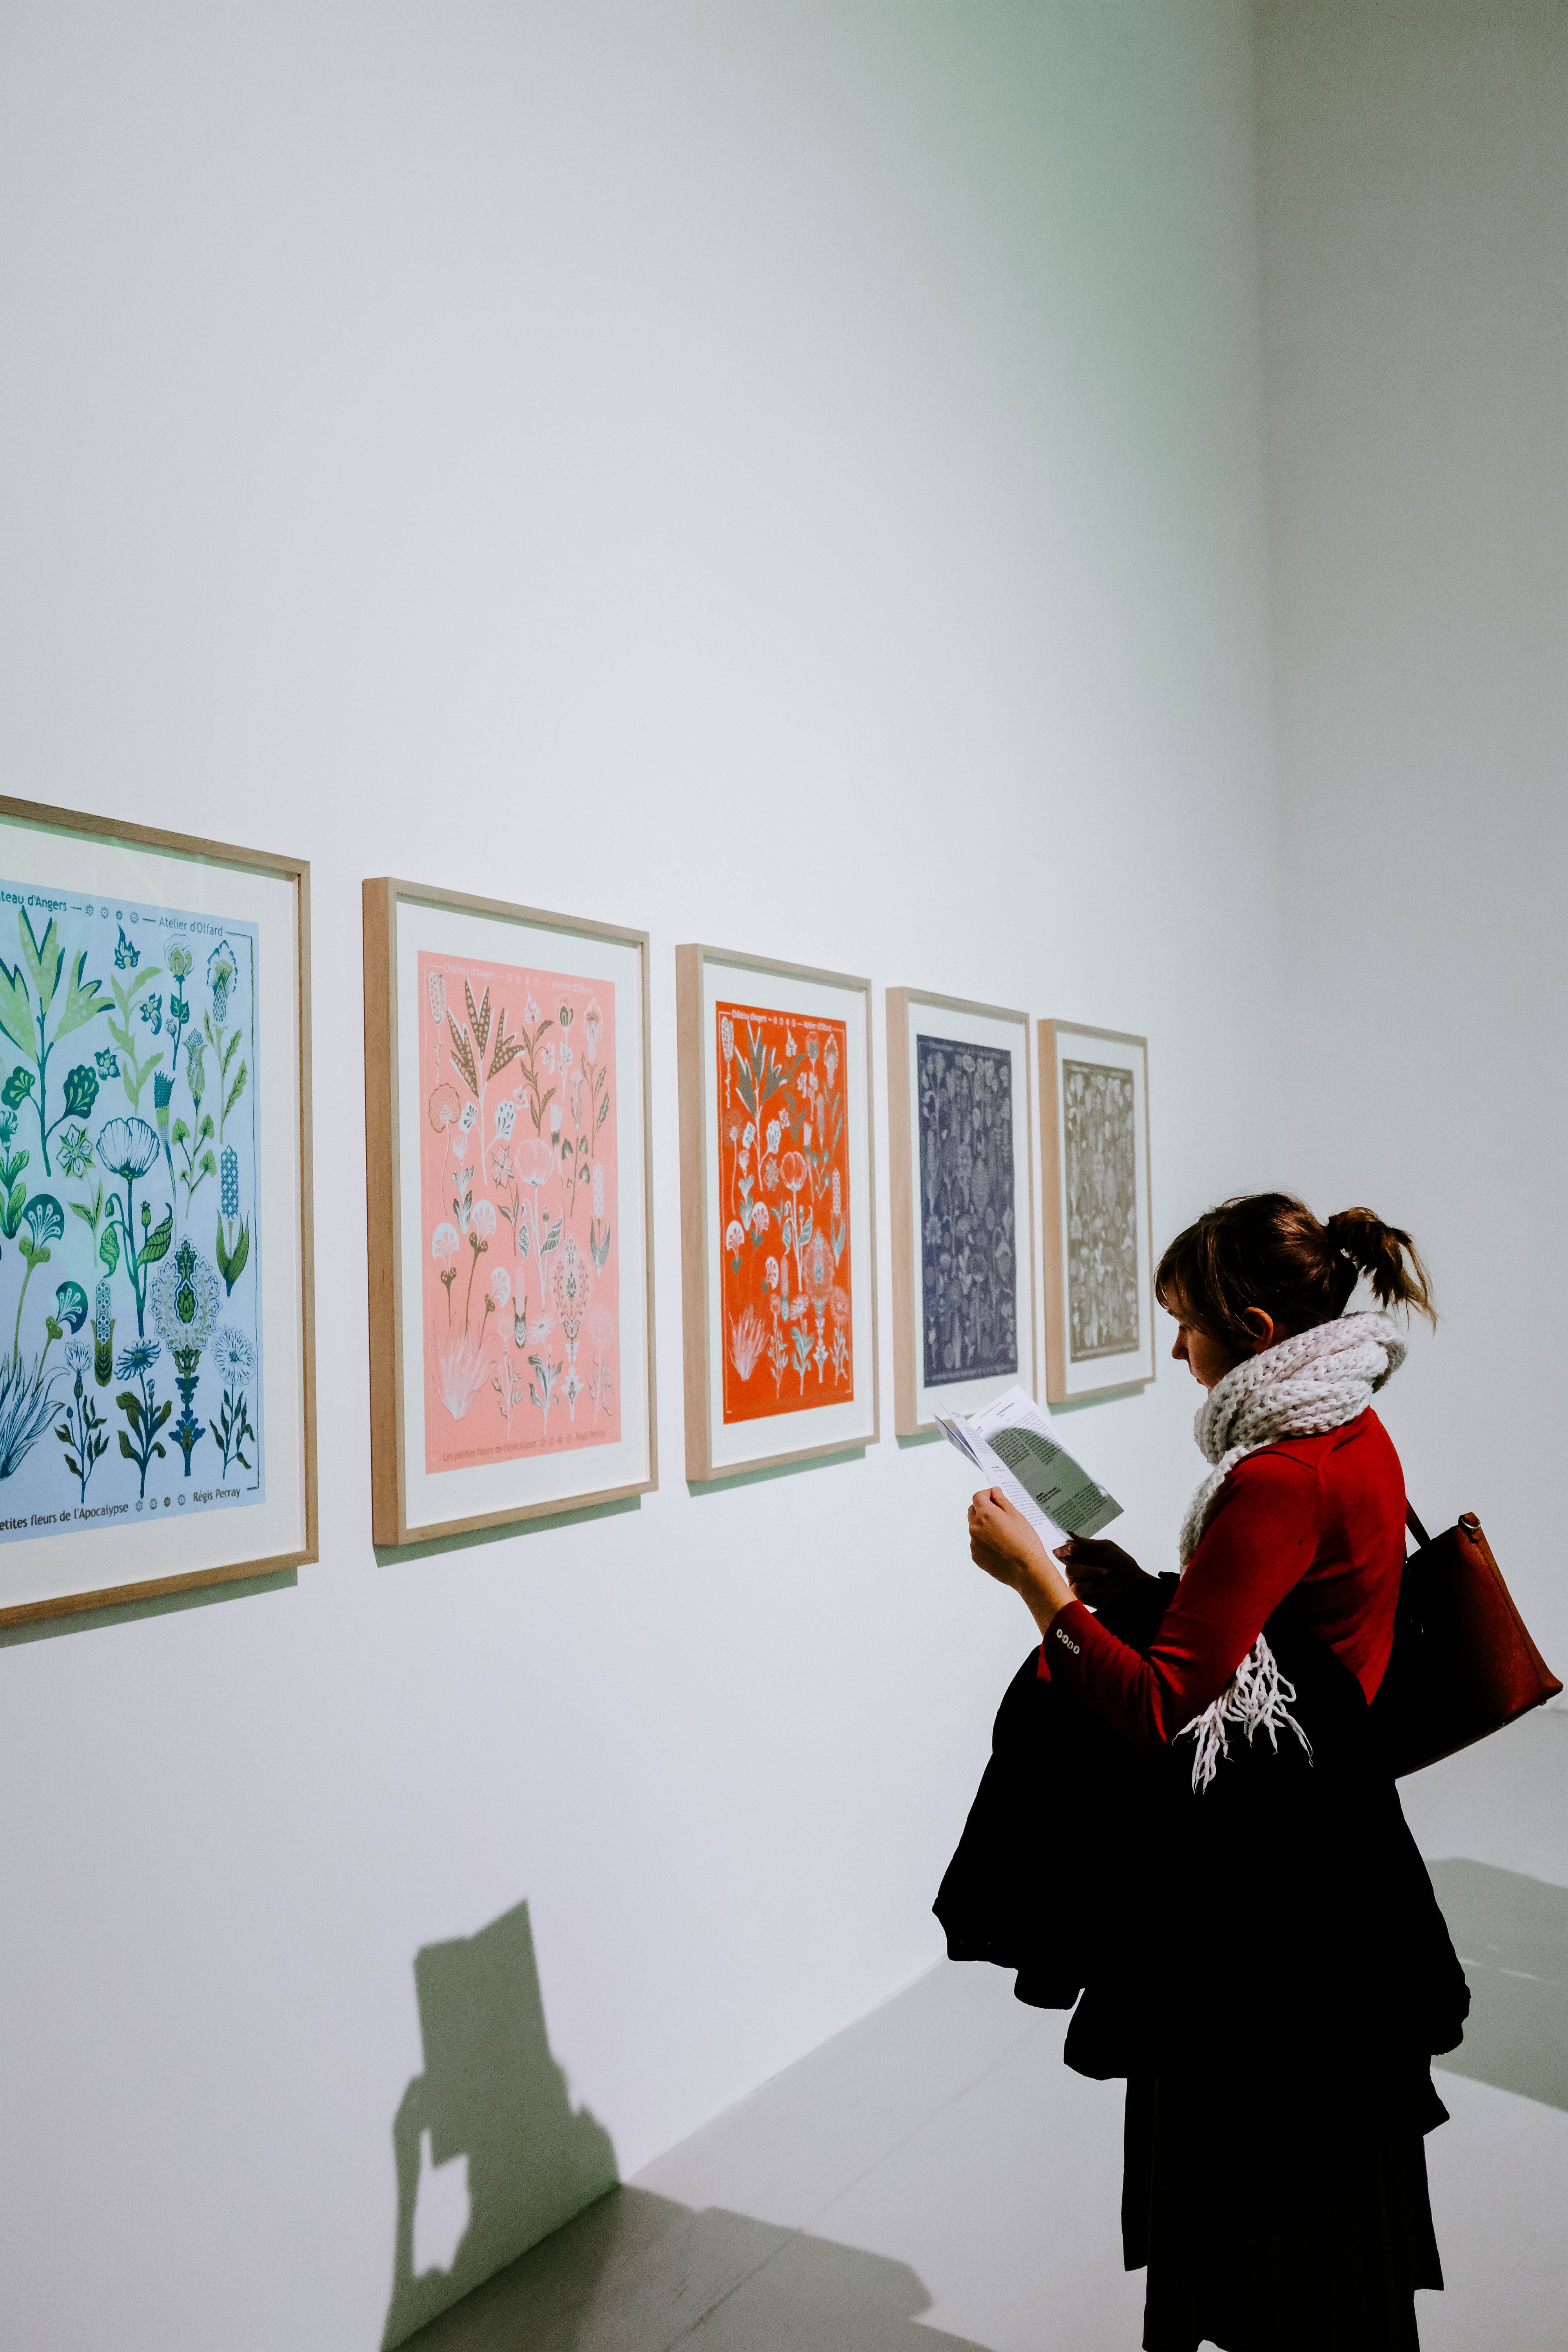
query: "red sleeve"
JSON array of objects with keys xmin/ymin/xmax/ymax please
[{"xmin": 1039, "ymin": 1450, "xmax": 1323, "ymax": 1748}]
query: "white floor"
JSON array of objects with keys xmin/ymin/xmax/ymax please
[{"xmin": 406, "ymin": 1712, "xmax": 1568, "ymax": 2352}]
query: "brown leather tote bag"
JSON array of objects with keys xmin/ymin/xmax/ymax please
[{"xmin": 1373, "ymin": 1504, "xmax": 1562, "ymax": 1777}]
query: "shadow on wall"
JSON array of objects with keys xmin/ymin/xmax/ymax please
[
  {"xmin": 399, "ymin": 2178, "xmax": 991, "ymax": 2352},
  {"xmin": 1430, "ymin": 1858, "xmax": 1568, "ymax": 2113},
  {"xmin": 384, "ymin": 1900, "xmax": 619, "ymax": 2350}
]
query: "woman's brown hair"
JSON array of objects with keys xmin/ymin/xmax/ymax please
[{"xmin": 1154, "ymin": 1193, "xmax": 1435, "ymax": 1354}]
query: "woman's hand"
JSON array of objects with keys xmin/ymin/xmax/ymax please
[
  {"xmin": 967, "ymin": 1484, "xmax": 1049, "ymax": 1588},
  {"xmin": 968, "ymin": 1488, "xmax": 1076, "ymax": 1637},
  {"xmin": 1051, "ymin": 1535, "xmax": 1151, "ymax": 1610}
]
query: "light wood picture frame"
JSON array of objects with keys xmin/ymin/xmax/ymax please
[
  {"xmin": 365, "ymin": 878, "xmax": 656, "ymax": 1547},
  {"xmin": 1038, "ymin": 1020, "xmax": 1154, "ymax": 1403},
  {"xmin": 886, "ymin": 989, "xmax": 1037, "ymax": 1436},
  {"xmin": 0, "ymin": 794, "xmax": 317, "ymax": 1629},
  {"xmin": 677, "ymin": 944, "xmax": 877, "ymax": 1481}
]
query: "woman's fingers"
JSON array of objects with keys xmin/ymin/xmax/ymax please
[{"xmin": 972, "ymin": 1484, "xmax": 1019, "ymax": 1519}]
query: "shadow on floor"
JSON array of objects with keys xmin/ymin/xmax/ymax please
[
  {"xmin": 1430, "ymin": 1858, "xmax": 1568, "ymax": 2112},
  {"xmin": 399, "ymin": 2180, "xmax": 993, "ymax": 2352},
  {"xmin": 384, "ymin": 1900, "xmax": 618, "ymax": 2349}
]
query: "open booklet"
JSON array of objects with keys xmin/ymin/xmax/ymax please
[{"xmin": 935, "ymin": 1384, "xmax": 1123, "ymax": 1543}]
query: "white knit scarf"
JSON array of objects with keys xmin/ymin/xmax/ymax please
[{"xmin": 1175, "ymin": 1310, "xmax": 1406, "ymax": 1791}]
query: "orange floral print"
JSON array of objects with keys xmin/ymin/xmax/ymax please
[{"xmin": 716, "ymin": 1000, "xmax": 851, "ymax": 1423}]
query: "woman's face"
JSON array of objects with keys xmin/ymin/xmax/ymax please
[{"xmin": 1167, "ymin": 1300, "xmax": 1238, "ymax": 1391}]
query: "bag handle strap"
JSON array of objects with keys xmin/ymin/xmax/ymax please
[{"xmin": 1406, "ymin": 1502, "xmax": 1432, "ymax": 1551}]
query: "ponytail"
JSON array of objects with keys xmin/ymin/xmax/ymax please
[
  {"xmin": 1323, "ymin": 1205, "xmax": 1436, "ymax": 1325},
  {"xmin": 1156, "ymin": 1192, "xmax": 1436, "ymax": 1352}
]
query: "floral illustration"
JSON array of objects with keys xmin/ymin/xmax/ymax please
[
  {"xmin": 56, "ymin": 1339, "xmax": 108, "ymax": 1504},
  {"xmin": 917, "ymin": 1034, "xmax": 1018, "ymax": 1387},
  {"xmin": 99, "ymin": 1116, "xmax": 170, "ymax": 1339},
  {"xmin": 434, "ymin": 1324, "xmax": 490, "ymax": 1422},
  {"xmin": 208, "ymin": 1324, "xmax": 256, "ymax": 1481},
  {"xmin": 93, "ymin": 1278, "xmax": 114, "ymax": 1388},
  {"xmin": 0, "ymin": 907, "xmax": 110, "ymax": 1175},
  {"xmin": 419, "ymin": 949, "xmax": 619, "ymax": 1470},
  {"xmin": 216, "ymin": 1143, "xmax": 249, "ymax": 1294},
  {"xmin": 1063, "ymin": 1060, "xmax": 1140, "ymax": 1361},
  {"xmin": 0, "ymin": 884, "xmax": 263, "ymax": 1538},
  {"xmin": 104, "ymin": 950, "xmax": 164, "ymax": 1111},
  {"xmin": 151, "ymin": 1237, "xmax": 219, "ymax": 1475},
  {"xmin": 172, "ymin": 1031, "xmax": 218, "ymax": 1216},
  {"xmin": 114, "ymin": 1338, "xmax": 169, "ymax": 1499},
  {"xmin": 716, "ymin": 1000, "xmax": 852, "ymax": 1422}
]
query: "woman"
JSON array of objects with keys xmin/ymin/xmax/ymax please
[{"xmin": 941, "ymin": 1194, "xmax": 1469, "ymax": 2352}]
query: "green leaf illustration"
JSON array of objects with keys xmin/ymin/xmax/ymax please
[
  {"xmin": 70, "ymin": 1182, "xmax": 105, "ymax": 1237},
  {"xmin": 138, "ymin": 1207, "xmax": 173, "ymax": 1268},
  {"xmin": 99, "ymin": 1223, "xmax": 120, "ymax": 1276},
  {"xmin": 54, "ymin": 949, "xmax": 109, "ymax": 1040},
  {"xmin": 62, "ymin": 1063, "xmax": 100, "ymax": 1120},
  {"xmin": 53, "ymin": 1280, "xmax": 88, "ymax": 1332},
  {"xmin": 18, "ymin": 909, "xmax": 62, "ymax": 1010},
  {"xmin": 2, "ymin": 1064, "xmax": 35, "ymax": 1107},
  {"xmin": 215, "ymin": 1214, "xmax": 250, "ymax": 1294},
  {"xmin": 224, "ymin": 1063, "xmax": 247, "ymax": 1122},
  {"xmin": 22, "ymin": 1193, "xmax": 63, "ymax": 1247}
]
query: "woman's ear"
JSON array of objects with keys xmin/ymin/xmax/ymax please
[{"xmin": 1240, "ymin": 1306, "xmax": 1279, "ymax": 1353}]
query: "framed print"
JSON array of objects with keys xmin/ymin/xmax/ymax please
[
  {"xmin": 886, "ymin": 989, "xmax": 1036, "ymax": 1436},
  {"xmin": 364, "ymin": 879, "xmax": 655, "ymax": 1547},
  {"xmin": 1038, "ymin": 1021, "xmax": 1154, "ymax": 1402},
  {"xmin": 677, "ymin": 945, "xmax": 877, "ymax": 1481},
  {"xmin": 0, "ymin": 795, "xmax": 316, "ymax": 1629}
]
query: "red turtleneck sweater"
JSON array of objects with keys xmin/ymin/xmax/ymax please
[{"xmin": 1039, "ymin": 1409, "xmax": 1406, "ymax": 1749}]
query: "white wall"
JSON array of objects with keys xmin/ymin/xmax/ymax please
[
  {"xmin": 1254, "ymin": 2, "xmax": 1568, "ymax": 1666},
  {"xmin": 0, "ymin": 7, "xmax": 1282, "ymax": 2347}
]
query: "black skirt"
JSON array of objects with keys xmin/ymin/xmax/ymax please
[
  {"xmin": 934, "ymin": 1585, "xmax": 1470, "ymax": 2352},
  {"xmin": 1123, "ymin": 2068, "xmax": 1447, "ymax": 2352}
]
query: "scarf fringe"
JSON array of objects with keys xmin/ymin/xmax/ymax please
[{"xmin": 1176, "ymin": 1632, "xmax": 1313, "ymax": 1793}]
